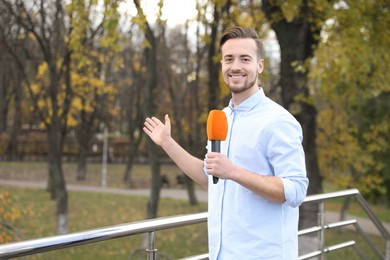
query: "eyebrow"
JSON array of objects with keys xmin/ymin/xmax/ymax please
[{"xmin": 223, "ymin": 54, "xmax": 253, "ymax": 59}]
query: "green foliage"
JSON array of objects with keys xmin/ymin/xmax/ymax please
[
  {"xmin": 65, "ymin": 0, "xmax": 122, "ymax": 130},
  {"xmin": 1, "ymin": 0, "xmax": 389, "ymax": 210},
  {"xmin": 0, "ymin": 191, "xmax": 34, "ymax": 243},
  {"xmin": 312, "ymin": 0, "xmax": 390, "ymax": 201}
]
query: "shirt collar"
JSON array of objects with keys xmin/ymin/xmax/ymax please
[{"xmin": 228, "ymin": 88, "xmax": 265, "ymax": 115}]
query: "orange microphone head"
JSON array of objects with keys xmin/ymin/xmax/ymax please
[{"xmin": 207, "ymin": 110, "xmax": 228, "ymax": 141}]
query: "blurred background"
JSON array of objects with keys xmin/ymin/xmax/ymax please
[{"xmin": 0, "ymin": 0, "xmax": 389, "ymax": 258}]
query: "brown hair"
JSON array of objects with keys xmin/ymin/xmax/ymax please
[{"xmin": 219, "ymin": 26, "xmax": 265, "ymax": 59}]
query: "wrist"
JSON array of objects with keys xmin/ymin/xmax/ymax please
[
  {"xmin": 161, "ymin": 136, "xmax": 175, "ymax": 150},
  {"xmin": 227, "ymin": 164, "xmax": 241, "ymax": 181}
]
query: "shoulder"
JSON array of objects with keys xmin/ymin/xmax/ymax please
[
  {"xmin": 259, "ymin": 97, "xmax": 300, "ymax": 126},
  {"xmin": 259, "ymin": 98, "xmax": 303, "ymax": 139}
]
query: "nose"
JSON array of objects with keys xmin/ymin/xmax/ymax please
[{"xmin": 230, "ymin": 59, "xmax": 242, "ymax": 71}]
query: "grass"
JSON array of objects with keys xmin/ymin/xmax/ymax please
[
  {"xmin": 323, "ymin": 229, "xmax": 386, "ymax": 259},
  {"xmin": 0, "ymin": 161, "xmax": 208, "ymax": 259},
  {"xmin": 1, "ymin": 187, "xmax": 208, "ymax": 259},
  {"xmin": 323, "ymin": 180, "xmax": 390, "ymax": 223},
  {"xmin": 325, "ymin": 197, "xmax": 390, "ymax": 223},
  {"xmin": 1, "ymin": 161, "xmax": 389, "ymax": 259}
]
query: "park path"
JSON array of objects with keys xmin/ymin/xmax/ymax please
[{"xmin": 1, "ymin": 178, "xmax": 389, "ymax": 237}]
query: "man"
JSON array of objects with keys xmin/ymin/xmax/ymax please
[{"xmin": 143, "ymin": 26, "xmax": 308, "ymax": 259}]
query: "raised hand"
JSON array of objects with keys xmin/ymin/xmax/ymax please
[{"xmin": 143, "ymin": 114, "xmax": 171, "ymax": 146}]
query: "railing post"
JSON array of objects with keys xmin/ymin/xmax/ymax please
[
  {"xmin": 386, "ymin": 240, "xmax": 390, "ymax": 260},
  {"xmin": 146, "ymin": 231, "xmax": 157, "ymax": 260},
  {"xmin": 318, "ymin": 201, "xmax": 325, "ymax": 260}
]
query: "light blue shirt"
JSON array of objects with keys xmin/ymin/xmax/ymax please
[{"xmin": 205, "ymin": 88, "xmax": 309, "ymax": 259}]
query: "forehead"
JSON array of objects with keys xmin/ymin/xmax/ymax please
[{"xmin": 221, "ymin": 38, "xmax": 257, "ymax": 57}]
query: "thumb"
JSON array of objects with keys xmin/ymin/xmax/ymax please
[{"xmin": 164, "ymin": 114, "xmax": 171, "ymax": 128}]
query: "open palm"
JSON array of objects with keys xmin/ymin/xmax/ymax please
[{"xmin": 143, "ymin": 114, "xmax": 171, "ymax": 146}]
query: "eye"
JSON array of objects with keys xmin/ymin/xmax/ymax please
[{"xmin": 223, "ymin": 57, "xmax": 233, "ymax": 63}]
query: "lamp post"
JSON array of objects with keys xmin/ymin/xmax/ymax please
[{"xmin": 101, "ymin": 124, "xmax": 108, "ymax": 188}]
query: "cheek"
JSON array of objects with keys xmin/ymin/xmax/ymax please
[
  {"xmin": 221, "ymin": 67, "xmax": 230, "ymax": 76},
  {"xmin": 221, "ymin": 64, "xmax": 228, "ymax": 70}
]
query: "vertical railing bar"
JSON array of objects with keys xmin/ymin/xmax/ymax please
[
  {"xmin": 146, "ymin": 231, "xmax": 157, "ymax": 260},
  {"xmin": 318, "ymin": 201, "xmax": 325, "ymax": 260}
]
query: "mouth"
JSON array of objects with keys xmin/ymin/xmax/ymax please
[{"xmin": 229, "ymin": 74, "xmax": 246, "ymax": 81}]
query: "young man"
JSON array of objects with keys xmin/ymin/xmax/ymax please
[{"xmin": 143, "ymin": 26, "xmax": 309, "ymax": 259}]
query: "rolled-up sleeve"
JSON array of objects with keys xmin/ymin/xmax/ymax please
[{"xmin": 266, "ymin": 114, "xmax": 309, "ymax": 207}]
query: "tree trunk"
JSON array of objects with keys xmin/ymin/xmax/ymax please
[
  {"xmin": 124, "ymin": 130, "xmax": 142, "ymax": 183},
  {"xmin": 76, "ymin": 112, "xmax": 92, "ymax": 181},
  {"xmin": 133, "ymin": 0, "xmax": 161, "ymax": 219},
  {"xmin": 124, "ymin": 92, "xmax": 143, "ymax": 184},
  {"xmin": 123, "ymin": 161, "xmax": 133, "ymax": 183},
  {"xmin": 207, "ymin": 14, "xmax": 220, "ymax": 111},
  {"xmin": 0, "ymin": 62, "xmax": 6, "ymax": 134},
  {"xmin": 48, "ymin": 124, "xmax": 68, "ymax": 234},
  {"xmin": 160, "ymin": 25, "xmax": 199, "ymax": 205},
  {"xmin": 76, "ymin": 142, "xmax": 88, "ymax": 180},
  {"xmin": 262, "ymin": 0, "xmax": 323, "ymax": 254},
  {"xmin": 6, "ymin": 66, "xmax": 22, "ymax": 160},
  {"xmin": 272, "ymin": 22, "xmax": 322, "ymax": 227},
  {"xmin": 206, "ymin": 1, "xmax": 232, "ymax": 110},
  {"xmin": 46, "ymin": 47, "xmax": 72, "ymax": 234},
  {"xmin": 184, "ymin": 174, "xmax": 197, "ymax": 205}
]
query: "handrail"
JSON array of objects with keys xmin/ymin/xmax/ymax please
[
  {"xmin": 0, "ymin": 189, "xmax": 389, "ymax": 259},
  {"xmin": 0, "ymin": 212, "xmax": 208, "ymax": 259},
  {"xmin": 303, "ymin": 189, "xmax": 389, "ymax": 240}
]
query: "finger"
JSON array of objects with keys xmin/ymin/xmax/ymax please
[
  {"xmin": 164, "ymin": 114, "xmax": 170, "ymax": 128},
  {"xmin": 151, "ymin": 117, "xmax": 163, "ymax": 126},
  {"xmin": 144, "ymin": 120, "xmax": 154, "ymax": 131},
  {"xmin": 207, "ymin": 152, "xmax": 216, "ymax": 159},
  {"xmin": 145, "ymin": 117, "xmax": 157, "ymax": 127},
  {"xmin": 143, "ymin": 126, "xmax": 152, "ymax": 136}
]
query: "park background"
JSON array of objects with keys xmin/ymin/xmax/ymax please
[{"xmin": 0, "ymin": 0, "xmax": 389, "ymax": 258}]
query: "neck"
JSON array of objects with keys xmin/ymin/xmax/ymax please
[{"xmin": 231, "ymin": 86, "xmax": 260, "ymax": 107}]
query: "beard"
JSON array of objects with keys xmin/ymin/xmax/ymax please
[{"xmin": 225, "ymin": 75, "xmax": 258, "ymax": 94}]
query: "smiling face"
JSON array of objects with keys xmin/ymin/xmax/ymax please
[{"xmin": 221, "ymin": 38, "xmax": 264, "ymax": 105}]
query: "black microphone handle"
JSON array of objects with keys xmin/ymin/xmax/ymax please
[{"xmin": 211, "ymin": 140, "xmax": 221, "ymax": 184}]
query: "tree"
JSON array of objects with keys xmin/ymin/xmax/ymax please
[
  {"xmin": 313, "ymin": 0, "xmax": 390, "ymax": 204},
  {"xmin": 203, "ymin": 0, "xmax": 232, "ymax": 111},
  {"xmin": 261, "ymin": 0, "xmax": 331, "ymax": 253},
  {"xmin": 0, "ymin": 44, "xmax": 22, "ymax": 159},
  {"xmin": 119, "ymin": 27, "xmax": 145, "ymax": 184},
  {"xmin": 1, "ymin": 0, "xmax": 73, "ymax": 234},
  {"xmin": 0, "ymin": 0, "xmax": 122, "ymax": 233},
  {"xmin": 160, "ymin": 24, "xmax": 201, "ymax": 204},
  {"xmin": 0, "ymin": 8, "xmax": 39, "ymax": 160},
  {"xmin": 132, "ymin": 0, "xmax": 163, "ymax": 219},
  {"xmin": 66, "ymin": 0, "xmax": 120, "ymax": 180}
]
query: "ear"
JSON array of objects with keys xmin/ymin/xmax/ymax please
[{"xmin": 258, "ymin": 59, "xmax": 264, "ymax": 74}]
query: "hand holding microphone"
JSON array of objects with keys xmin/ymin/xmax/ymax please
[{"xmin": 206, "ymin": 110, "xmax": 228, "ymax": 184}]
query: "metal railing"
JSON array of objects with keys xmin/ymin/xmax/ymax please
[
  {"xmin": 298, "ymin": 189, "xmax": 390, "ymax": 260},
  {"xmin": 0, "ymin": 189, "xmax": 389, "ymax": 259}
]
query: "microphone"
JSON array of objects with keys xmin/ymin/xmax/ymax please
[{"xmin": 206, "ymin": 110, "xmax": 228, "ymax": 184}]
